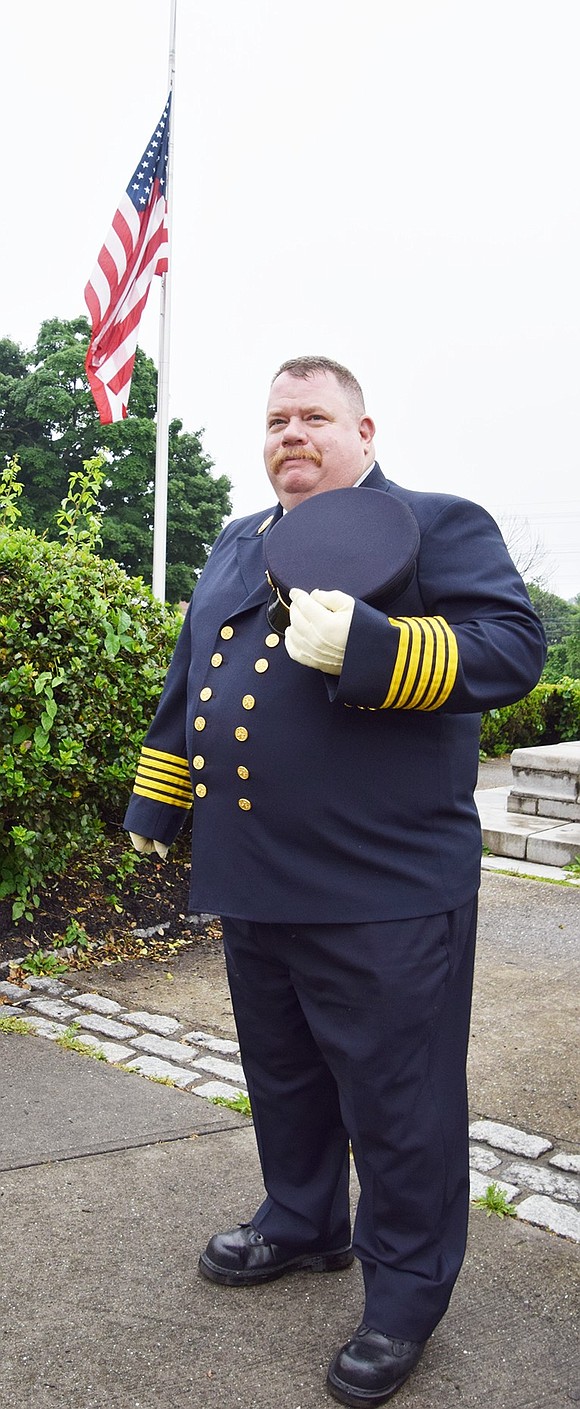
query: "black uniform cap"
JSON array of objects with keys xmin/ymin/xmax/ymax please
[{"xmin": 264, "ymin": 486, "xmax": 420, "ymax": 635}]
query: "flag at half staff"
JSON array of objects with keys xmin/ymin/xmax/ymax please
[{"xmin": 84, "ymin": 95, "xmax": 171, "ymax": 424}]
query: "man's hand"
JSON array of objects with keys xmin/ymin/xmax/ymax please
[
  {"xmin": 129, "ymin": 832, "xmax": 169, "ymax": 861},
  {"xmin": 284, "ymin": 588, "xmax": 355, "ymax": 675}
]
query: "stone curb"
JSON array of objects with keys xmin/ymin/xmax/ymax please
[
  {"xmin": 2, "ymin": 975, "xmax": 579, "ymax": 1243},
  {"xmin": 467, "ymin": 1118, "xmax": 580, "ymax": 1243},
  {"xmin": 0, "ymin": 976, "xmax": 247, "ymax": 1098}
]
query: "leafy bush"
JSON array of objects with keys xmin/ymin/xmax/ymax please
[
  {"xmin": 0, "ymin": 463, "xmax": 181, "ymax": 918},
  {"xmin": 542, "ymin": 633, "xmax": 580, "ymax": 683},
  {"xmin": 539, "ymin": 678, "xmax": 580, "ymax": 743},
  {"xmin": 480, "ymin": 680, "xmax": 580, "ymax": 757}
]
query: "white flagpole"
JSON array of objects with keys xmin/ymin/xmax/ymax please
[{"xmin": 152, "ymin": 0, "xmax": 177, "ymax": 602}]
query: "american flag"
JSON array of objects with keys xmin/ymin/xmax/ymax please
[{"xmin": 84, "ymin": 95, "xmax": 171, "ymax": 424}]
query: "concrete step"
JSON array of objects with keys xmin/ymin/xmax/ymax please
[
  {"xmin": 510, "ymin": 741, "xmax": 580, "ymax": 822},
  {"xmin": 476, "ymin": 790, "xmax": 580, "ymax": 868}
]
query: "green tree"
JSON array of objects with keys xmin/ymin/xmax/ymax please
[
  {"xmin": 0, "ymin": 317, "xmax": 231, "ymax": 600},
  {"xmin": 526, "ymin": 583, "xmax": 576, "ymax": 646},
  {"xmin": 542, "ymin": 606, "xmax": 580, "ymax": 682}
]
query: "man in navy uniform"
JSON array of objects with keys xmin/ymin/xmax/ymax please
[{"xmin": 125, "ymin": 356, "xmax": 546, "ymax": 1406}]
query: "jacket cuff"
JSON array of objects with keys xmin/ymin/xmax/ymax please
[{"xmin": 328, "ymin": 600, "xmax": 400, "ymax": 707}]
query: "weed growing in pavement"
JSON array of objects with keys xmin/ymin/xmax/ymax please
[
  {"xmin": 211, "ymin": 1092, "xmax": 252, "ymax": 1117},
  {"xmin": 56, "ymin": 1022, "xmax": 106, "ymax": 1060},
  {"xmin": 564, "ymin": 854, "xmax": 580, "ymax": 879},
  {"xmin": 0, "ymin": 1015, "xmax": 31, "ymax": 1035},
  {"xmin": 472, "ymin": 1181, "xmax": 517, "ymax": 1218}
]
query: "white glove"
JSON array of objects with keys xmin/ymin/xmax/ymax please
[
  {"xmin": 284, "ymin": 588, "xmax": 355, "ymax": 675},
  {"xmin": 129, "ymin": 832, "xmax": 169, "ymax": 861}
]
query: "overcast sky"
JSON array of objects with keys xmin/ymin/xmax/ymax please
[{"xmin": 3, "ymin": 1, "xmax": 579, "ymax": 598}]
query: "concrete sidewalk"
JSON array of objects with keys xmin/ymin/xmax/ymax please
[{"xmin": 1, "ymin": 1023, "xmax": 579, "ymax": 1409}]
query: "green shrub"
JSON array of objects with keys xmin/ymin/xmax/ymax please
[
  {"xmin": 0, "ymin": 527, "xmax": 181, "ymax": 919},
  {"xmin": 539, "ymin": 678, "xmax": 580, "ymax": 743},
  {"xmin": 480, "ymin": 679, "xmax": 580, "ymax": 756}
]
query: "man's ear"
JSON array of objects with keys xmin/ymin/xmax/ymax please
[{"xmin": 360, "ymin": 415, "xmax": 376, "ymax": 452}]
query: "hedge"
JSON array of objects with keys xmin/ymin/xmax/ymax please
[
  {"xmin": 480, "ymin": 679, "xmax": 580, "ymax": 756},
  {"xmin": 0, "ymin": 526, "xmax": 182, "ymax": 918}
]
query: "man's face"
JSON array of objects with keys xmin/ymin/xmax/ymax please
[{"xmin": 264, "ymin": 370, "xmax": 376, "ymax": 510}]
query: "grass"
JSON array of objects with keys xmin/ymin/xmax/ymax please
[
  {"xmin": 481, "ymin": 856, "xmax": 580, "ymax": 886},
  {"xmin": 472, "ymin": 1181, "xmax": 517, "ymax": 1219},
  {"xmin": 211, "ymin": 1092, "xmax": 252, "ymax": 1117},
  {"xmin": 55, "ymin": 1022, "xmax": 106, "ymax": 1060},
  {"xmin": 0, "ymin": 1014, "xmax": 31, "ymax": 1035}
]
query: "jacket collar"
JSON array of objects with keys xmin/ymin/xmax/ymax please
[
  {"xmin": 234, "ymin": 502, "xmax": 282, "ymax": 607},
  {"xmin": 361, "ymin": 461, "xmax": 389, "ymax": 493}
]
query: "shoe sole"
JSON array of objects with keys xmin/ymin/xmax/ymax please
[
  {"xmin": 326, "ymin": 1367, "xmax": 411, "ymax": 1407},
  {"xmin": 198, "ymin": 1246, "xmax": 354, "ymax": 1287}
]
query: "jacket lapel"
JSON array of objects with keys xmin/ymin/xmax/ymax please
[{"xmin": 230, "ymin": 503, "xmax": 283, "ymax": 617}]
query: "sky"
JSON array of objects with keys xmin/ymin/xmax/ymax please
[{"xmin": 2, "ymin": 0, "xmax": 579, "ymax": 599}]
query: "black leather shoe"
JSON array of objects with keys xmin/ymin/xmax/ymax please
[
  {"xmin": 327, "ymin": 1324, "xmax": 426, "ymax": 1406},
  {"xmin": 198, "ymin": 1222, "xmax": 354, "ymax": 1286}
]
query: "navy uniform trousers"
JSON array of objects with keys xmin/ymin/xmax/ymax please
[{"xmin": 221, "ymin": 896, "xmax": 478, "ymax": 1344}]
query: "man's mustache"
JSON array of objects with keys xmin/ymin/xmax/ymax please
[{"xmin": 270, "ymin": 447, "xmax": 322, "ymax": 473}]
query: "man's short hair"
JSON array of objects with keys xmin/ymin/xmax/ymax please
[{"xmin": 271, "ymin": 356, "xmax": 366, "ymax": 414}]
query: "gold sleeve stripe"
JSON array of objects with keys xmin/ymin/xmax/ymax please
[
  {"xmin": 137, "ymin": 760, "xmax": 190, "ymax": 786},
  {"xmin": 135, "ymin": 760, "xmax": 191, "ymax": 794},
  {"xmin": 381, "ymin": 618, "xmax": 413, "ymax": 708},
  {"xmin": 140, "ymin": 745, "xmax": 190, "ymax": 775},
  {"xmin": 135, "ymin": 772, "xmax": 192, "ymax": 803},
  {"xmin": 393, "ymin": 618, "xmax": 424, "ymax": 708},
  {"xmin": 419, "ymin": 617, "xmax": 449, "ymax": 710},
  {"xmin": 133, "ymin": 783, "xmax": 193, "ymax": 809},
  {"xmin": 423, "ymin": 619, "xmax": 458, "ymax": 710},
  {"xmin": 380, "ymin": 616, "xmax": 458, "ymax": 711},
  {"xmin": 405, "ymin": 618, "xmax": 436, "ymax": 710}
]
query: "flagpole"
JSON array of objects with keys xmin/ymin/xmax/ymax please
[{"xmin": 152, "ymin": 0, "xmax": 177, "ymax": 602}]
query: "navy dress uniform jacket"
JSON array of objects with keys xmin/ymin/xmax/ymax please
[{"xmin": 124, "ymin": 464, "xmax": 546, "ymax": 922}]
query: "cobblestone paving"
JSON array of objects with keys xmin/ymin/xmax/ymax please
[{"xmin": 2, "ymin": 974, "xmax": 579, "ymax": 1244}]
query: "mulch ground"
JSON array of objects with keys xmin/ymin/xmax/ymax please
[{"xmin": 0, "ymin": 828, "xmax": 222, "ymax": 977}]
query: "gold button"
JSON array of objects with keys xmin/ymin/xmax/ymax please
[
  {"xmin": 238, "ymin": 797, "xmax": 252, "ymax": 811},
  {"xmin": 211, "ymin": 652, "xmax": 223, "ymax": 667},
  {"xmin": 200, "ymin": 687, "xmax": 212, "ymax": 701},
  {"xmin": 235, "ymin": 726, "xmax": 248, "ymax": 742},
  {"xmin": 242, "ymin": 694, "xmax": 255, "ymax": 710},
  {"xmin": 220, "ymin": 625, "xmax": 234, "ymax": 639},
  {"xmin": 194, "ymin": 716, "xmax": 206, "ymax": 731},
  {"xmin": 254, "ymin": 658, "xmax": 269, "ymax": 673},
  {"xmin": 265, "ymin": 633, "xmax": 280, "ymax": 648},
  {"xmin": 192, "ymin": 755, "xmax": 205, "ymax": 770},
  {"xmin": 195, "ymin": 783, "xmax": 207, "ymax": 798},
  {"xmin": 237, "ymin": 765, "xmax": 250, "ymax": 780}
]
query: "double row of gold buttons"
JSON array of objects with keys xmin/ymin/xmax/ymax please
[{"xmin": 192, "ymin": 624, "xmax": 281, "ymax": 810}]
